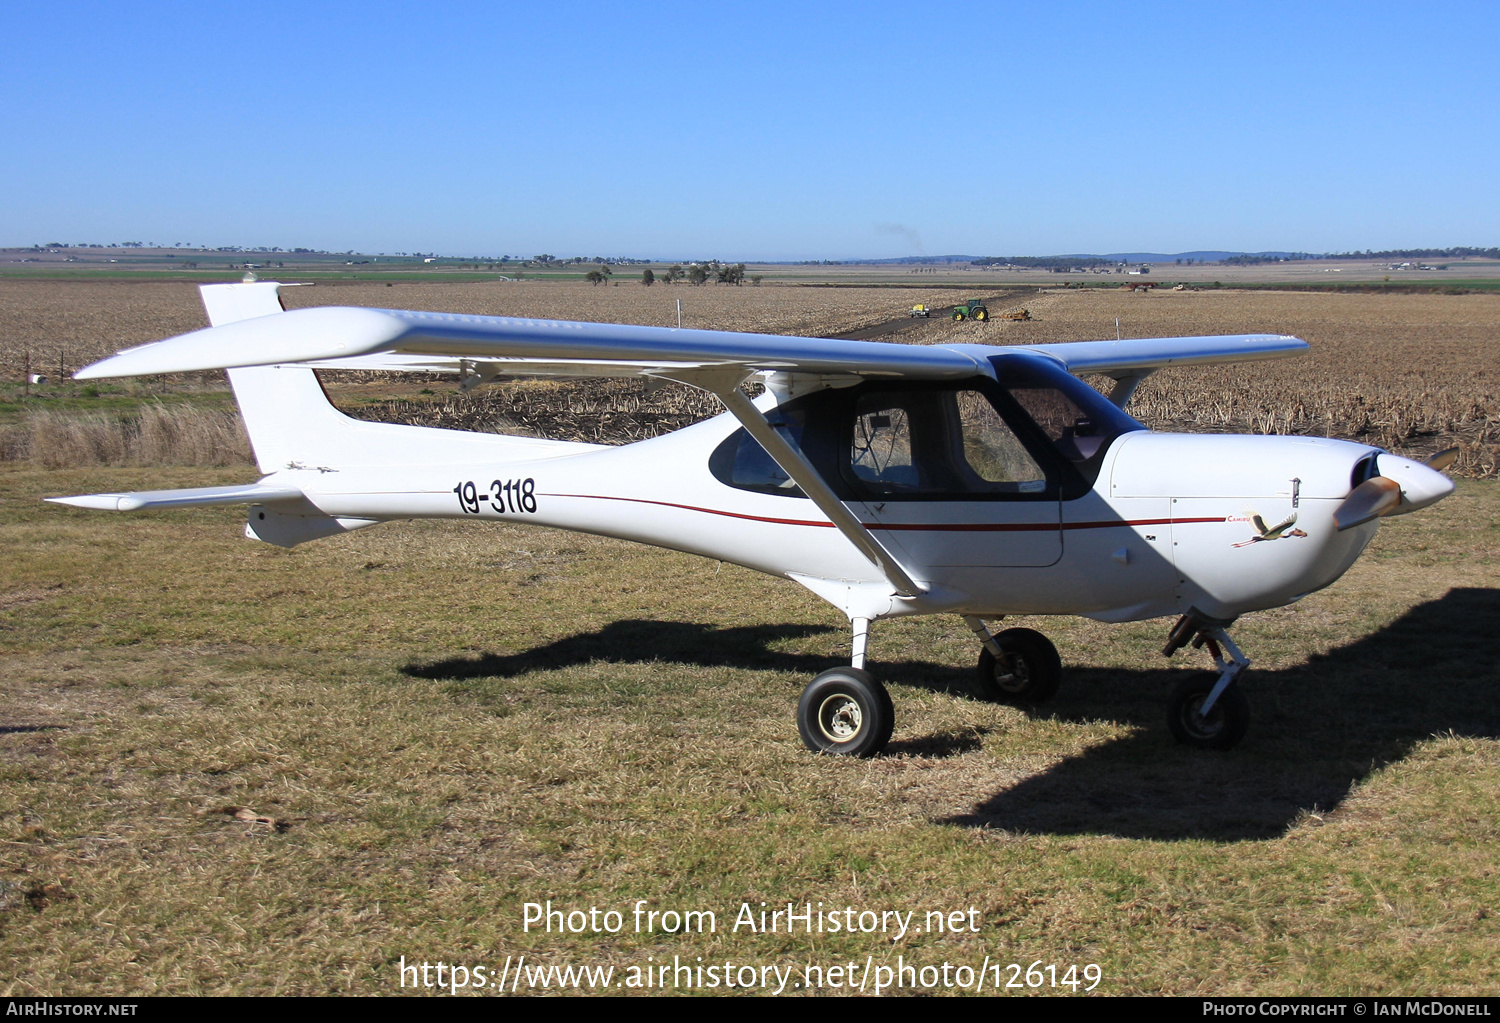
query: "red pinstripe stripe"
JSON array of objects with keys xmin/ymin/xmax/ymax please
[{"xmin": 542, "ymin": 493, "xmax": 1226, "ymax": 532}]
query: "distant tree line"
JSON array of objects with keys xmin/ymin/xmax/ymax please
[
  {"xmin": 1220, "ymin": 253, "xmax": 1317, "ymax": 265},
  {"xmin": 632, "ymin": 262, "xmax": 750, "ymax": 285},
  {"xmin": 966, "ymin": 248, "xmax": 1499, "ymax": 268},
  {"xmin": 1323, "ymin": 247, "xmax": 1500, "ymax": 260},
  {"xmin": 970, "ymin": 256, "xmax": 1107, "ymax": 270}
]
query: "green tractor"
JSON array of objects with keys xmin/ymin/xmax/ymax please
[{"xmin": 951, "ymin": 298, "xmax": 989, "ymax": 322}]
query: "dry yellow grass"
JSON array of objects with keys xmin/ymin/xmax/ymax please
[
  {"xmin": 2, "ymin": 464, "xmax": 1496, "ymax": 995},
  {"xmin": 2, "ymin": 280, "xmax": 1499, "ymax": 995},
  {"xmin": 1, "ymin": 403, "xmax": 251, "ymax": 467}
]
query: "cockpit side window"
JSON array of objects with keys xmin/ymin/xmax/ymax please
[
  {"xmin": 847, "ymin": 387, "xmax": 1050, "ymax": 499},
  {"xmin": 709, "ymin": 363, "xmax": 1142, "ymax": 503},
  {"xmin": 850, "ymin": 400, "xmax": 918, "ymax": 489},
  {"xmin": 954, "ymin": 389, "xmax": 1048, "ymax": 488}
]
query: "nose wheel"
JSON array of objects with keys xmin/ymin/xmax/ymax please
[
  {"xmin": 1167, "ymin": 674, "xmax": 1250, "ymax": 750},
  {"xmin": 1161, "ymin": 614, "xmax": 1252, "ymax": 750}
]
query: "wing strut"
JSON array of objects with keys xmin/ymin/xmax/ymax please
[
  {"xmin": 1105, "ymin": 369, "xmax": 1154, "ymax": 408},
  {"xmin": 664, "ymin": 369, "xmax": 924, "ymax": 598}
]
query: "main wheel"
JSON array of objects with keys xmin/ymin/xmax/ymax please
[
  {"xmin": 975, "ymin": 627, "xmax": 1062, "ymax": 703},
  {"xmin": 797, "ymin": 667, "xmax": 893, "ymax": 757},
  {"xmin": 1167, "ymin": 674, "xmax": 1249, "ymax": 750},
  {"xmin": 973, "ymin": 308, "xmax": 988, "ymax": 321}
]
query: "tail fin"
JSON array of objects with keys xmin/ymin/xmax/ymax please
[
  {"xmin": 201, "ymin": 281, "xmax": 593, "ymax": 473},
  {"xmin": 202, "ymin": 281, "xmax": 350, "ymax": 474}
]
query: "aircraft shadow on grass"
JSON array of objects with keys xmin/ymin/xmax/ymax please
[
  {"xmin": 945, "ymin": 586, "xmax": 1500, "ymax": 842},
  {"xmin": 404, "ymin": 620, "xmax": 843, "ymax": 680},
  {"xmin": 404, "ymin": 588, "xmax": 1499, "ymax": 843}
]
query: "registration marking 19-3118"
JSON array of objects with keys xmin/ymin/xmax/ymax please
[{"xmin": 453, "ymin": 478, "xmax": 538, "ymax": 515}]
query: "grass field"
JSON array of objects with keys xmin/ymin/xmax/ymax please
[
  {"xmin": 0, "ymin": 278, "xmax": 1497, "ymax": 995},
  {"xmin": 2, "ymin": 467, "xmax": 1497, "ymax": 995}
]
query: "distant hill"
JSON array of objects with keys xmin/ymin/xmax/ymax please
[
  {"xmin": 984, "ymin": 251, "xmax": 1303, "ymax": 265},
  {"xmin": 1097, "ymin": 251, "xmax": 1276, "ymax": 263},
  {"xmin": 834, "ymin": 251, "xmax": 1300, "ymax": 266}
]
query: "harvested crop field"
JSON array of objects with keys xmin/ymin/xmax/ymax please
[
  {"xmin": 0, "ymin": 278, "xmax": 935, "ymax": 369},
  {"xmin": 3, "ymin": 279, "xmax": 1492, "ymax": 475}
]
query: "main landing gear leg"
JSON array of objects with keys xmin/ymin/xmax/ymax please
[
  {"xmin": 1161, "ymin": 614, "xmax": 1252, "ymax": 750},
  {"xmin": 796, "ymin": 616, "xmax": 893, "ymax": 758},
  {"xmin": 964, "ymin": 615, "xmax": 1005, "ymax": 658},
  {"xmin": 850, "ymin": 616, "xmax": 870, "ymax": 671}
]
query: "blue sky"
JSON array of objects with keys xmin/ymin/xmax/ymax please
[{"xmin": 4, "ymin": 2, "xmax": 1496, "ymax": 260}]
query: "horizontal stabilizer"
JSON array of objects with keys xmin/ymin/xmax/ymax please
[{"xmin": 47, "ymin": 483, "xmax": 303, "ymax": 512}]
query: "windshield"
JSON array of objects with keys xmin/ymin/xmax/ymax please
[{"xmin": 988, "ymin": 354, "xmax": 1145, "ymax": 486}]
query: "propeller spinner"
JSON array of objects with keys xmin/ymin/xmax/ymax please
[{"xmin": 1333, "ymin": 449, "xmax": 1457, "ymax": 531}]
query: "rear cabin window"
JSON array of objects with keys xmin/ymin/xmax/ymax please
[{"xmin": 707, "ymin": 407, "xmax": 808, "ymax": 497}]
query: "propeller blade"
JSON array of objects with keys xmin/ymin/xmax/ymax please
[
  {"xmin": 1424, "ymin": 447, "xmax": 1459, "ymax": 472},
  {"xmin": 1333, "ymin": 476, "xmax": 1402, "ymax": 531}
]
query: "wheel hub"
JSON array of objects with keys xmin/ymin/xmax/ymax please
[
  {"xmin": 1180, "ymin": 696, "xmax": 1223, "ymax": 739},
  {"xmin": 992, "ymin": 653, "xmax": 1030, "ymax": 693},
  {"xmin": 817, "ymin": 694, "xmax": 863, "ymax": 742}
]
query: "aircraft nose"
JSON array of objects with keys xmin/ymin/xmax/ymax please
[{"xmin": 1377, "ymin": 452, "xmax": 1456, "ymax": 515}]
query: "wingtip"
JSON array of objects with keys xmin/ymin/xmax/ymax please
[{"xmin": 46, "ymin": 494, "xmax": 124, "ymax": 510}]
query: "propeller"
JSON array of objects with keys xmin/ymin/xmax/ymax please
[
  {"xmin": 1333, "ymin": 476, "xmax": 1402, "ymax": 531},
  {"xmin": 1333, "ymin": 448, "xmax": 1459, "ymax": 531},
  {"xmin": 1425, "ymin": 446, "xmax": 1459, "ymax": 472}
]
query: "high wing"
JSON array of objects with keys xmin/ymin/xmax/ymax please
[
  {"xmin": 76, "ymin": 305, "xmax": 990, "ymax": 383},
  {"xmin": 307, "ymin": 331, "xmax": 1310, "ymax": 388},
  {"xmin": 76, "ymin": 298, "xmax": 1306, "ymax": 386},
  {"xmin": 1021, "ymin": 334, "xmax": 1307, "ymax": 375}
]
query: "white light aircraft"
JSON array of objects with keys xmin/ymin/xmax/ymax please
[{"xmin": 51, "ymin": 281, "xmax": 1457, "ymax": 754}]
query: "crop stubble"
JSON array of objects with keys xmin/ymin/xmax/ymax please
[{"xmin": 1, "ymin": 279, "xmax": 1492, "ymax": 475}]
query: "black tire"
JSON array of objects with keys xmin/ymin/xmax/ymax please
[
  {"xmin": 973, "ymin": 308, "xmax": 988, "ymax": 321},
  {"xmin": 797, "ymin": 667, "xmax": 893, "ymax": 757},
  {"xmin": 952, "ymin": 310, "xmax": 966, "ymax": 321},
  {"xmin": 975, "ymin": 627, "xmax": 1062, "ymax": 703},
  {"xmin": 1167, "ymin": 674, "xmax": 1250, "ymax": 750}
]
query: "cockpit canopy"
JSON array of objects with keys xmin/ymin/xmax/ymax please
[{"xmin": 711, "ymin": 354, "xmax": 1145, "ymax": 501}]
